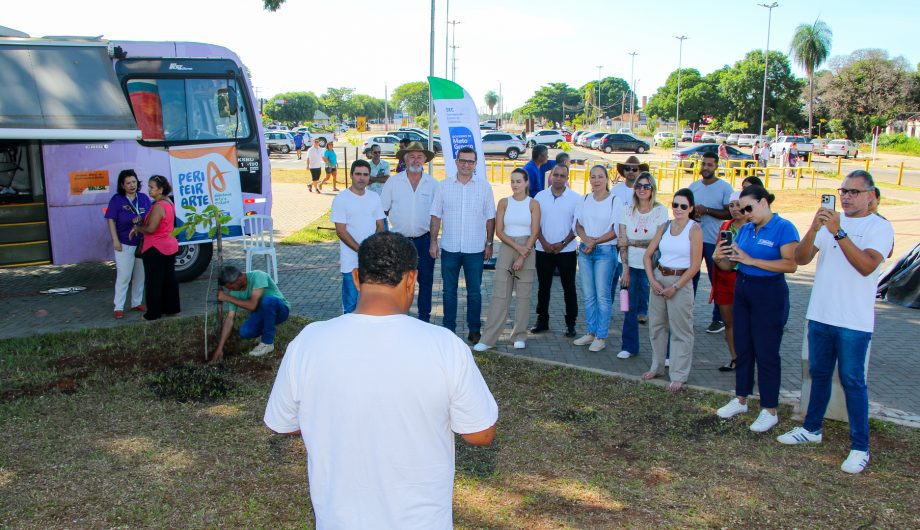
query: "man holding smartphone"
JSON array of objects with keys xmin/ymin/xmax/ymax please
[{"xmin": 779, "ymin": 170, "xmax": 894, "ymax": 474}]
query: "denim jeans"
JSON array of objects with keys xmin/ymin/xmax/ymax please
[
  {"xmin": 578, "ymin": 244, "xmax": 617, "ymax": 339},
  {"xmin": 692, "ymin": 241, "xmax": 722, "ymax": 323},
  {"xmin": 804, "ymin": 320, "xmax": 872, "ymax": 452},
  {"xmin": 440, "ymin": 250, "xmax": 485, "ymax": 333},
  {"xmin": 341, "ymin": 272, "xmax": 358, "ymax": 314},
  {"xmin": 733, "ymin": 273, "xmax": 789, "ymax": 409},
  {"xmin": 411, "ymin": 233, "xmax": 435, "ymax": 322},
  {"xmin": 620, "ymin": 266, "xmax": 649, "ymax": 355},
  {"xmin": 240, "ymin": 296, "xmax": 290, "ymax": 344}
]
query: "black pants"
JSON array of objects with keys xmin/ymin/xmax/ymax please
[
  {"xmin": 535, "ymin": 250, "xmax": 578, "ymax": 328},
  {"xmin": 142, "ymin": 247, "xmax": 180, "ymax": 320}
]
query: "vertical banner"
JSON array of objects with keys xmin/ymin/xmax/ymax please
[
  {"xmin": 428, "ymin": 76, "xmax": 486, "ymax": 180},
  {"xmin": 169, "ymin": 143, "xmax": 244, "ymax": 244}
]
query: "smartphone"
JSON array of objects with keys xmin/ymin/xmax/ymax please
[
  {"xmin": 719, "ymin": 230, "xmax": 733, "ymax": 247},
  {"xmin": 821, "ymin": 194, "xmax": 836, "ymax": 210}
]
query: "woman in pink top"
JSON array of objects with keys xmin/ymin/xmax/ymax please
[{"xmin": 131, "ymin": 175, "xmax": 180, "ymax": 320}]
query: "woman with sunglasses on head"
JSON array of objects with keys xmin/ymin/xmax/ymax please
[
  {"xmin": 474, "ymin": 168, "xmax": 541, "ymax": 351},
  {"xmin": 713, "ymin": 185, "xmax": 799, "ymax": 432},
  {"xmin": 711, "ymin": 191, "xmax": 746, "ymax": 372},
  {"xmin": 616, "ymin": 172, "xmax": 667, "ymax": 359},
  {"xmin": 130, "ymin": 175, "xmax": 181, "ymax": 321},
  {"xmin": 641, "ymin": 188, "xmax": 703, "ymax": 392},
  {"xmin": 572, "ymin": 165, "xmax": 623, "ymax": 352}
]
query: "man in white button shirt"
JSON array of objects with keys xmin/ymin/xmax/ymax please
[
  {"xmin": 381, "ymin": 141, "xmax": 438, "ymax": 322},
  {"xmin": 532, "ymin": 164, "xmax": 581, "ymax": 337},
  {"xmin": 430, "ymin": 147, "xmax": 496, "ymax": 344}
]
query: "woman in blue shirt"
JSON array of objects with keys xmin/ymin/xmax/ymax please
[
  {"xmin": 104, "ymin": 169, "xmax": 152, "ymax": 319},
  {"xmin": 712, "ymin": 185, "xmax": 799, "ymax": 433}
]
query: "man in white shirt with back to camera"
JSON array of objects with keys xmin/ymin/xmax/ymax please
[
  {"xmin": 778, "ymin": 170, "xmax": 894, "ymax": 475},
  {"xmin": 264, "ymin": 232, "xmax": 498, "ymax": 529}
]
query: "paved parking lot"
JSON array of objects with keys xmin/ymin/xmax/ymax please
[{"xmin": 2, "ymin": 176, "xmax": 918, "ymax": 426}]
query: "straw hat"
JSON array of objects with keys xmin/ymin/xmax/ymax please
[{"xmin": 396, "ymin": 141, "xmax": 435, "ymax": 163}]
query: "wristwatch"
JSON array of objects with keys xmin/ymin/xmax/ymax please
[{"xmin": 834, "ymin": 229, "xmax": 847, "ymax": 241}]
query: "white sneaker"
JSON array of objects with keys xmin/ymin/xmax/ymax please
[
  {"xmin": 249, "ymin": 342, "xmax": 275, "ymax": 357},
  {"xmin": 588, "ymin": 338, "xmax": 606, "ymax": 352},
  {"xmin": 840, "ymin": 450, "xmax": 870, "ymax": 474},
  {"xmin": 776, "ymin": 427, "xmax": 822, "ymax": 445},
  {"xmin": 749, "ymin": 409, "xmax": 779, "ymax": 433},
  {"xmin": 665, "ymin": 358, "xmax": 670, "ymax": 367},
  {"xmin": 513, "ymin": 341, "xmax": 526, "ymax": 349},
  {"xmin": 716, "ymin": 398, "xmax": 749, "ymax": 419},
  {"xmin": 616, "ymin": 350, "xmax": 634, "ymax": 359},
  {"xmin": 472, "ymin": 342, "xmax": 490, "ymax": 352},
  {"xmin": 573, "ymin": 334, "xmax": 595, "ymax": 346}
]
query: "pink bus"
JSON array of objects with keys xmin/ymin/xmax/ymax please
[{"xmin": 0, "ymin": 33, "xmax": 271, "ymax": 280}]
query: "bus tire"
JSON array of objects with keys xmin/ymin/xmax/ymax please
[{"xmin": 174, "ymin": 242, "xmax": 213, "ymax": 283}]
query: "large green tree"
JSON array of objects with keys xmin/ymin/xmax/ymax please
[
  {"xmin": 390, "ymin": 81, "xmax": 430, "ymax": 117},
  {"xmin": 719, "ymin": 50, "xmax": 804, "ymax": 134},
  {"xmin": 790, "ymin": 18, "xmax": 833, "ymax": 136},
  {"xmin": 484, "ymin": 90, "xmax": 499, "ymax": 117},
  {"xmin": 644, "ymin": 68, "xmax": 731, "ymax": 126},
  {"xmin": 263, "ymin": 91, "xmax": 319, "ymax": 124},
  {"xmin": 579, "ymin": 77, "xmax": 635, "ymax": 119},
  {"xmin": 519, "ymin": 83, "xmax": 582, "ymax": 123},
  {"xmin": 320, "ymin": 87, "xmax": 355, "ymax": 119},
  {"xmin": 350, "ymin": 94, "xmax": 386, "ymax": 119}
]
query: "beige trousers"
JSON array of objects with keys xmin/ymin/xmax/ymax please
[
  {"xmin": 481, "ymin": 236, "xmax": 536, "ymax": 346},
  {"xmin": 648, "ymin": 269, "xmax": 695, "ymax": 382}
]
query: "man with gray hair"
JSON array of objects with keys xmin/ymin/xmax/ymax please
[{"xmin": 211, "ymin": 266, "xmax": 290, "ymax": 361}]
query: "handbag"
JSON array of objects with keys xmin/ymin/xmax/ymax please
[{"xmin": 650, "ymin": 221, "xmax": 671, "ymax": 269}]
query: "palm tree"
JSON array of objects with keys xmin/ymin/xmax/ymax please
[
  {"xmin": 790, "ymin": 19, "xmax": 832, "ymax": 136},
  {"xmin": 484, "ymin": 90, "xmax": 499, "ymax": 118}
]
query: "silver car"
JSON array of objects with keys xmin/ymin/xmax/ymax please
[
  {"xmin": 362, "ymin": 134, "xmax": 402, "ymax": 156},
  {"xmin": 264, "ymin": 131, "xmax": 295, "ymax": 154},
  {"xmin": 700, "ymin": 131, "xmax": 720, "ymax": 142},
  {"xmin": 824, "ymin": 139, "xmax": 859, "ymax": 158},
  {"xmin": 481, "ymin": 131, "xmax": 526, "ymax": 159},
  {"xmin": 737, "ymin": 134, "xmax": 757, "ymax": 147}
]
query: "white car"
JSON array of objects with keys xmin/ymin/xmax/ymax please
[
  {"xmin": 481, "ymin": 131, "xmax": 526, "ymax": 159},
  {"xmin": 824, "ymin": 139, "xmax": 859, "ymax": 158},
  {"xmin": 737, "ymin": 134, "xmax": 757, "ymax": 147},
  {"xmin": 479, "ymin": 120, "xmax": 497, "ymax": 130},
  {"xmin": 526, "ymin": 129, "xmax": 565, "ymax": 148},
  {"xmin": 362, "ymin": 134, "xmax": 402, "ymax": 156},
  {"xmin": 653, "ymin": 131, "xmax": 674, "ymax": 146},
  {"xmin": 700, "ymin": 131, "xmax": 720, "ymax": 142},
  {"xmin": 617, "ymin": 127, "xmax": 632, "ymax": 134},
  {"xmin": 681, "ymin": 129, "xmax": 694, "ymax": 142},
  {"xmin": 264, "ymin": 131, "xmax": 295, "ymax": 154},
  {"xmin": 579, "ymin": 131, "xmax": 607, "ymax": 147},
  {"xmin": 771, "ymin": 135, "xmax": 813, "ymax": 159}
]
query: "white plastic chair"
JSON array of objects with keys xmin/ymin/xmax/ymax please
[{"xmin": 242, "ymin": 215, "xmax": 278, "ymax": 283}]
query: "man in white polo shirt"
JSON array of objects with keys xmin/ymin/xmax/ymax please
[
  {"xmin": 531, "ymin": 164, "xmax": 581, "ymax": 337},
  {"xmin": 331, "ymin": 160, "xmax": 385, "ymax": 314},
  {"xmin": 380, "ymin": 141, "xmax": 438, "ymax": 322},
  {"xmin": 264, "ymin": 232, "xmax": 498, "ymax": 529},
  {"xmin": 430, "ymin": 146, "xmax": 496, "ymax": 344},
  {"xmin": 779, "ymin": 170, "xmax": 894, "ymax": 475}
]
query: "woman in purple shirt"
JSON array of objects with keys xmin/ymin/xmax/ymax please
[{"xmin": 104, "ymin": 169, "xmax": 152, "ymax": 319}]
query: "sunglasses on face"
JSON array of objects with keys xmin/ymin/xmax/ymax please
[
  {"xmin": 671, "ymin": 202, "xmax": 689, "ymax": 210},
  {"xmin": 838, "ymin": 188, "xmax": 870, "ymax": 197},
  {"xmin": 739, "ymin": 204, "xmax": 755, "ymax": 214},
  {"xmin": 635, "ymin": 183, "xmax": 653, "ymax": 190},
  {"xmin": 623, "ymin": 166, "xmax": 639, "ymax": 172}
]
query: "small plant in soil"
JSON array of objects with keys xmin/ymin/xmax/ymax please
[{"xmin": 148, "ymin": 363, "xmax": 234, "ymax": 402}]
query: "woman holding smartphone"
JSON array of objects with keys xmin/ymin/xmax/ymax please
[
  {"xmin": 713, "ymin": 185, "xmax": 799, "ymax": 432},
  {"xmin": 711, "ymin": 191, "xmax": 746, "ymax": 372}
]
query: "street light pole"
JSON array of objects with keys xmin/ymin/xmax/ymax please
[
  {"xmin": 444, "ymin": 0, "xmax": 449, "ymax": 78},
  {"xmin": 449, "ymin": 20, "xmax": 460, "ymax": 81},
  {"xmin": 428, "ymin": 0, "xmax": 435, "ymax": 174},
  {"xmin": 758, "ymin": 2, "xmax": 779, "ymax": 138},
  {"xmin": 628, "ymin": 51, "xmax": 638, "ymax": 132},
  {"xmin": 674, "ymin": 35, "xmax": 687, "ymax": 147}
]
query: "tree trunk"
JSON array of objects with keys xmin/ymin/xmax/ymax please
[{"xmin": 808, "ymin": 71, "xmax": 814, "ymax": 137}]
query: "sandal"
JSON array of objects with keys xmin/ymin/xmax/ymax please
[
  {"xmin": 667, "ymin": 381, "xmax": 684, "ymax": 393},
  {"xmin": 641, "ymin": 371, "xmax": 661, "ymax": 381},
  {"xmin": 718, "ymin": 359, "xmax": 737, "ymax": 372}
]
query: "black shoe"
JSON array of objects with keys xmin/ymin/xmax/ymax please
[
  {"xmin": 706, "ymin": 321, "xmax": 726, "ymax": 333},
  {"xmin": 564, "ymin": 326, "xmax": 576, "ymax": 338},
  {"xmin": 530, "ymin": 324, "xmax": 549, "ymax": 334},
  {"xmin": 467, "ymin": 331, "xmax": 481, "ymax": 344}
]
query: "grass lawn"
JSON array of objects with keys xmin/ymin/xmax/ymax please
[
  {"xmin": 279, "ymin": 209, "xmax": 337, "ymax": 245},
  {"xmin": 2, "ymin": 316, "xmax": 918, "ymax": 528}
]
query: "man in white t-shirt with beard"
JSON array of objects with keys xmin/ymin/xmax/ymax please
[
  {"xmin": 778, "ymin": 170, "xmax": 894, "ymax": 475},
  {"xmin": 264, "ymin": 232, "xmax": 498, "ymax": 529}
]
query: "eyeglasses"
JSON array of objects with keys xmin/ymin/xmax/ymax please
[
  {"xmin": 671, "ymin": 202, "xmax": 689, "ymax": 210},
  {"xmin": 739, "ymin": 204, "xmax": 755, "ymax": 214},
  {"xmin": 838, "ymin": 188, "xmax": 870, "ymax": 197},
  {"xmin": 623, "ymin": 166, "xmax": 639, "ymax": 172},
  {"xmin": 371, "ymin": 150, "xmax": 381, "ymax": 154},
  {"xmin": 635, "ymin": 184, "xmax": 653, "ymax": 190},
  {"xmin": 457, "ymin": 159, "xmax": 476, "ymax": 165}
]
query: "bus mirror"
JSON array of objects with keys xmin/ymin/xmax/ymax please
[{"xmin": 217, "ymin": 88, "xmax": 238, "ymax": 118}]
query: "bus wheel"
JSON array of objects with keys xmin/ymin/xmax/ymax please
[{"xmin": 174, "ymin": 243, "xmax": 213, "ymax": 283}]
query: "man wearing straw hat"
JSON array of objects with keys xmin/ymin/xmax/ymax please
[{"xmin": 381, "ymin": 141, "xmax": 438, "ymax": 322}]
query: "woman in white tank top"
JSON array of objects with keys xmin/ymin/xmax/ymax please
[
  {"xmin": 475, "ymin": 168, "xmax": 541, "ymax": 351},
  {"xmin": 641, "ymin": 188, "xmax": 703, "ymax": 392}
]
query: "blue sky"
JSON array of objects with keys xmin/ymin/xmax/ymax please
[{"xmin": 6, "ymin": 0, "xmax": 919, "ymax": 114}]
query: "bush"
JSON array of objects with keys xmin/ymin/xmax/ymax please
[
  {"xmin": 149, "ymin": 364, "xmax": 234, "ymax": 402},
  {"xmin": 875, "ymin": 134, "xmax": 920, "ymax": 156},
  {"xmin": 659, "ymin": 137, "xmax": 675, "ymax": 149}
]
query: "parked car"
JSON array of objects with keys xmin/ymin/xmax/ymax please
[
  {"xmin": 388, "ymin": 130, "xmax": 442, "ymax": 152},
  {"xmin": 479, "ymin": 119, "xmax": 497, "ymax": 129},
  {"xmin": 579, "ymin": 131, "xmax": 607, "ymax": 148},
  {"xmin": 362, "ymin": 134, "xmax": 403, "ymax": 156},
  {"xmin": 681, "ymin": 129, "xmax": 694, "ymax": 142},
  {"xmin": 653, "ymin": 131, "xmax": 675, "ymax": 146},
  {"xmin": 599, "ymin": 133, "xmax": 650, "ymax": 154},
  {"xmin": 700, "ymin": 131, "xmax": 720, "ymax": 142},
  {"xmin": 672, "ymin": 143, "xmax": 755, "ymax": 165},
  {"xmin": 591, "ymin": 134, "xmax": 611, "ymax": 150},
  {"xmin": 572, "ymin": 130, "xmax": 590, "ymax": 144},
  {"xmin": 726, "ymin": 133, "xmax": 740, "ymax": 145},
  {"xmin": 562, "ymin": 131, "xmax": 572, "ymax": 142},
  {"xmin": 808, "ymin": 137, "xmax": 828, "ymax": 155},
  {"xmin": 481, "ymin": 131, "xmax": 527, "ymax": 159},
  {"xmin": 717, "ymin": 133, "xmax": 730, "ymax": 143},
  {"xmin": 617, "ymin": 127, "xmax": 632, "ymax": 134},
  {"xmin": 693, "ymin": 131, "xmax": 704, "ymax": 142},
  {"xmin": 737, "ymin": 134, "xmax": 757, "ymax": 147},
  {"xmin": 295, "ymin": 127, "xmax": 336, "ymax": 147},
  {"xmin": 824, "ymin": 139, "xmax": 859, "ymax": 158},
  {"xmin": 525, "ymin": 129, "xmax": 566, "ymax": 148},
  {"xmin": 264, "ymin": 131, "xmax": 295, "ymax": 154},
  {"xmin": 770, "ymin": 135, "xmax": 813, "ymax": 160}
]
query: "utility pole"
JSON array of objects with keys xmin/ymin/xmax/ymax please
[
  {"xmin": 628, "ymin": 51, "xmax": 638, "ymax": 132},
  {"xmin": 498, "ymin": 82, "xmax": 502, "ymax": 122},
  {"xmin": 674, "ymin": 35, "xmax": 687, "ymax": 146},
  {"xmin": 384, "ymin": 83, "xmax": 388, "ymax": 129},
  {"xmin": 758, "ymin": 2, "xmax": 779, "ymax": 138},
  {"xmin": 596, "ymin": 65, "xmax": 603, "ymax": 123},
  {"xmin": 428, "ymin": 0, "xmax": 435, "ymax": 174},
  {"xmin": 448, "ymin": 20, "xmax": 460, "ymax": 81},
  {"xmin": 444, "ymin": 0, "xmax": 449, "ymax": 78}
]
